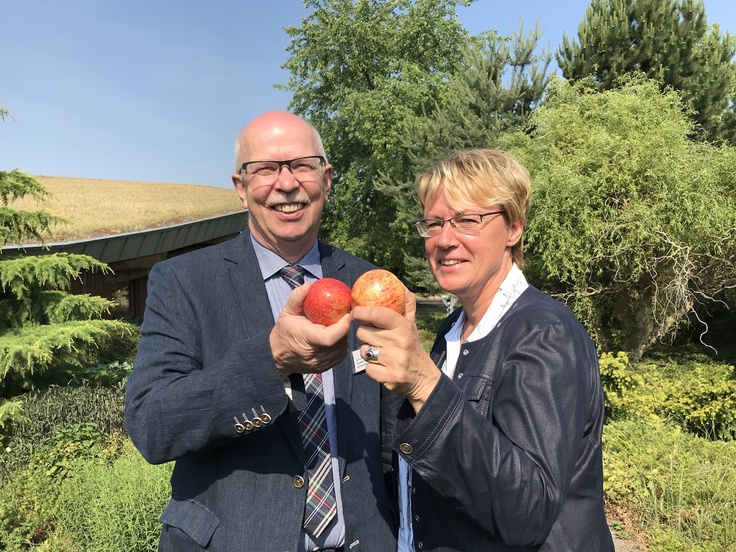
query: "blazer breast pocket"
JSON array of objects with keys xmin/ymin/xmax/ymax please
[{"xmin": 455, "ymin": 373, "xmax": 494, "ymax": 414}]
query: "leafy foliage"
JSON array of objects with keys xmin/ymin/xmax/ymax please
[
  {"xmin": 280, "ymin": 0, "xmax": 472, "ymax": 277},
  {"xmin": 1, "ymin": 254, "xmax": 113, "ymax": 328},
  {"xmin": 0, "ymin": 437, "xmax": 171, "ymax": 551},
  {"xmin": 387, "ymin": 25, "xmax": 551, "ymax": 291},
  {"xmin": 1, "ymin": 375, "xmax": 129, "ymax": 485},
  {"xmin": 53, "ymin": 442, "xmax": 171, "ymax": 552},
  {"xmin": 0, "ymin": 422, "xmax": 109, "ymax": 549},
  {"xmin": 604, "ymin": 417, "xmax": 736, "ymax": 550},
  {"xmin": 504, "ymin": 76, "xmax": 736, "ymax": 359},
  {"xmin": 601, "ymin": 349, "xmax": 736, "ymax": 441},
  {"xmin": 557, "ymin": 0, "xmax": 736, "ymax": 144}
]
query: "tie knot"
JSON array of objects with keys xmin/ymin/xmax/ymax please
[{"xmin": 280, "ymin": 265, "xmax": 306, "ymax": 289}]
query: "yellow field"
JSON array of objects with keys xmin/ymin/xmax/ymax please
[{"xmin": 11, "ymin": 175, "xmax": 243, "ymax": 243}]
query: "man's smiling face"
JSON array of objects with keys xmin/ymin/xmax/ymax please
[{"xmin": 232, "ymin": 112, "xmax": 332, "ymax": 262}]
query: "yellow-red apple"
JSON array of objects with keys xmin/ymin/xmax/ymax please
[{"xmin": 351, "ymin": 269, "xmax": 405, "ymax": 314}]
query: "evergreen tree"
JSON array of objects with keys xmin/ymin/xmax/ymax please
[
  {"xmin": 557, "ymin": 0, "xmax": 736, "ymax": 144},
  {"xmin": 382, "ymin": 25, "xmax": 551, "ymax": 292},
  {"xmin": 0, "ymin": 108, "xmax": 137, "ymax": 430}
]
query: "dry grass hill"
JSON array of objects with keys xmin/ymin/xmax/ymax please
[{"xmin": 11, "ymin": 175, "xmax": 242, "ymax": 243}]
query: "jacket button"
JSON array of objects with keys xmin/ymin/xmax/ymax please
[
  {"xmin": 417, "ymin": 541, "xmax": 424, "ymax": 549},
  {"xmin": 260, "ymin": 412, "xmax": 272, "ymax": 424},
  {"xmin": 399, "ymin": 443, "xmax": 413, "ymax": 455},
  {"xmin": 233, "ymin": 417, "xmax": 251, "ymax": 433},
  {"xmin": 292, "ymin": 475, "xmax": 305, "ymax": 489},
  {"xmin": 462, "ymin": 348, "xmax": 469, "ymax": 355}
]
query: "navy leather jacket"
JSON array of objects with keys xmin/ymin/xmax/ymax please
[{"xmin": 388, "ymin": 287, "xmax": 614, "ymax": 551}]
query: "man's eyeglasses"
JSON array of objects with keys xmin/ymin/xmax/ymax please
[
  {"xmin": 414, "ymin": 211, "xmax": 504, "ymax": 238},
  {"xmin": 239, "ymin": 155, "xmax": 326, "ymax": 182}
]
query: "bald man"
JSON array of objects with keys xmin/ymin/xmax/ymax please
[{"xmin": 126, "ymin": 112, "xmax": 397, "ymax": 552}]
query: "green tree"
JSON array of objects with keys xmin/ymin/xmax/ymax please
[
  {"xmin": 384, "ymin": 25, "xmax": 551, "ymax": 291},
  {"xmin": 279, "ymin": 0, "xmax": 473, "ymax": 277},
  {"xmin": 557, "ymin": 0, "xmax": 736, "ymax": 144},
  {"xmin": 504, "ymin": 76, "xmax": 736, "ymax": 360},
  {"xmin": 0, "ymin": 108, "xmax": 137, "ymax": 431}
]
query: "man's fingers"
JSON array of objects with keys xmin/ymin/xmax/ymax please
[
  {"xmin": 281, "ymin": 281, "xmax": 311, "ymax": 315},
  {"xmin": 311, "ymin": 312, "xmax": 351, "ymax": 345}
]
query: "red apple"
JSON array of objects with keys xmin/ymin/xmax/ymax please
[
  {"xmin": 351, "ymin": 269, "xmax": 405, "ymax": 314},
  {"xmin": 303, "ymin": 278, "xmax": 353, "ymax": 326}
]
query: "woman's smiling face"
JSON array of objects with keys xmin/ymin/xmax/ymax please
[{"xmin": 423, "ymin": 191, "xmax": 523, "ymax": 308}]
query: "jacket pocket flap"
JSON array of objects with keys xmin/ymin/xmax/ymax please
[
  {"xmin": 457, "ymin": 374, "xmax": 492, "ymax": 402},
  {"xmin": 160, "ymin": 496, "xmax": 219, "ymax": 548}
]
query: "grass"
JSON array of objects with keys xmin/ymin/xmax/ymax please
[{"xmin": 11, "ymin": 175, "xmax": 242, "ymax": 243}]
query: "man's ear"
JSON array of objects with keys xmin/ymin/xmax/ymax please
[
  {"xmin": 232, "ymin": 174, "xmax": 248, "ymax": 210},
  {"xmin": 323, "ymin": 165, "xmax": 333, "ymax": 199}
]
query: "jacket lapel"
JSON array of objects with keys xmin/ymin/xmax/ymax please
[
  {"xmin": 225, "ymin": 231, "xmax": 276, "ymax": 337},
  {"xmin": 224, "ymin": 231, "xmax": 306, "ymax": 459}
]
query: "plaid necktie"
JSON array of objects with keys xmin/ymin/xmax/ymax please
[
  {"xmin": 279, "ymin": 264, "xmax": 306, "ymax": 289},
  {"xmin": 279, "ymin": 265, "xmax": 337, "ymax": 537}
]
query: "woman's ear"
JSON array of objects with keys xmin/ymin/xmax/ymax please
[{"xmin": 506, "ymin": 219, "xmax": 524, "ymax": 247}]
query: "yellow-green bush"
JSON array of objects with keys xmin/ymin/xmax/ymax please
[
  {"xmin": 0, "ymin": 438, "xmax": 171, "ymax": 551},
  {"xmin": 600, "ymin": 351, "xmax": 736, "ymax": 441}
]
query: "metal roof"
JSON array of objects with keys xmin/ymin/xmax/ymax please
[{"xmin": 1, "ymin": 211, "xmax": 248, "ymax": 263}]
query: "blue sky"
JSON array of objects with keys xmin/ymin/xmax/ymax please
[{"xmin": 2, "ymin": 0, "xmax": 734, "ymax": 189}]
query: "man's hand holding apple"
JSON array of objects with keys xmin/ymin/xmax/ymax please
[{"xmin": 270, "ymin": 282, "xmax": 352, "ymax": 380}]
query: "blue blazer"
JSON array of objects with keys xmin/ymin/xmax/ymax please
[{"xmin": 125, "ymin": 230, "xmax": 397, "ymax": 552}]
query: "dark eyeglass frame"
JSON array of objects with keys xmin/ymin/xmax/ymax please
[
  {"xmin": 239, "ymin": 155, "xmax": 326, "ymax": 176},
  {"xmin": 414, "ymin": 210, "xmax": 505, "ymax": 238}
]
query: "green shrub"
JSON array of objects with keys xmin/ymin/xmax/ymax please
[
  {"xmin": 604, "ymin": 417, "xmax": 736, "ymax": 551},
  {"xmin": 1, "ymin": 380, "xmax": 127, "ymax": 484},
  {"xmin": 51, "ymin": 441, "xmax": 171, "ymax": 551},
  {"xmin": 0, "ymin": 460, "xmax": 56, "ymax": 550},
  {"xmin": 654, "ymin": 357, "xmax": 736, "ymax": 441},
  {"xmin": 599, "ymin": 351, "xmax": 649, "ymax": 420},
  {"xmin": 600, "ymin": 351, "xmax": 736, "ymax": 441},
  {"xmin": 0, "ymin": 428, "xmax": 168, "ymax": 551},
  {"xmin": 0, "ymin": 421, "xmax": 119, "ymax": 550}
]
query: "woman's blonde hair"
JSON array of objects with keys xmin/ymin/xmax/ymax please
[{"xmin": 415, "ymin": 148, "xmax": 531, "ymax": 267}]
